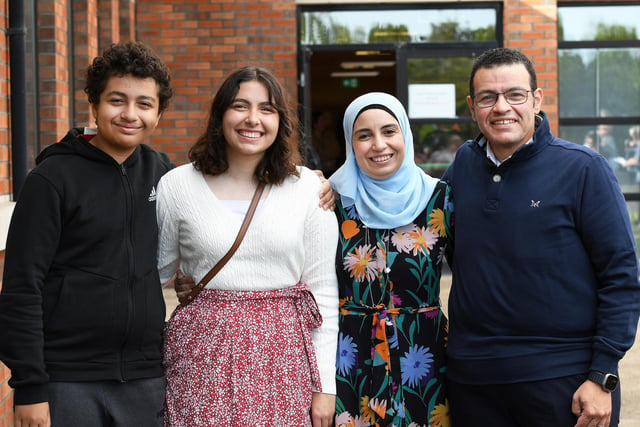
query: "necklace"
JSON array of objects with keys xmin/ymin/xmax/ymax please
[{"xmin": 364, "ymin": 225, "xmax": 392, "ymax": 308}]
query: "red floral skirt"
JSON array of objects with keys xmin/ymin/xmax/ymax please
[{"xmin": 163, "ymin": 284, "xmax": 322, "ymax": 426}]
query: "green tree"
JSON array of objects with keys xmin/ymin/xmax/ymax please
[
  {"xmin": 301, "ymin": 13, "xmax": 352, "ymax": 44},
  {"xmin": 368, "ymin": 24, "xmax": 410, "ymax": 43},
  {"xmin": 427, "ymin": 21, "xmax": 495, "ymax": 42},
  {"xmin": 594, "ymin": 23, "xmax": 637, "ymax": 41}
]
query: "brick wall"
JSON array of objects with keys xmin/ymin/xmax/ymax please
[
  {"xmin": 0, "ymin": 1, "xmax": 9, "ymax": 196},
  {"xmin": 0, "ymin": 0, "xmax": 9, "ymax": 424},
  {"xmin": 135, "ymin": 0, "xmax": 299, "ymax": 164},
  {"xmin": 503, "ymin": 0, "xmax": 558, "ymax": 135},
  {"xmin": 37, "ymin": 0, "xmax": 72, "ymax": 149},
  {"xmin": 0, "ymin": 253, "xmax": 9, "ymax": 427},
  {"xmin": 71, "ymin": 0, "xmax": 99, "ymax": 128}
]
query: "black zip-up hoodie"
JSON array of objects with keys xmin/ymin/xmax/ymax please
[{"xmin": 0, "ymin": 128, "xmax": 173, "ymax": 405}]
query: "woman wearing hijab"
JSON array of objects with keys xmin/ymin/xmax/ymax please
[{"xmin": 330, "ymin": 92, "xmax": 452, "ymax": 427}]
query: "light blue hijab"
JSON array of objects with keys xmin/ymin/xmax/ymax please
[{"xmin": 329, "ymin": 92, "xmax": 438, "ymax": 229}]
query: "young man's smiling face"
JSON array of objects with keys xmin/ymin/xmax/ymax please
[{"xmin": 90, "ymin": 74, "xmax": 162, "ymax": 163}]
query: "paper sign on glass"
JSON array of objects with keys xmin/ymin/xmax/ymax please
[{"xmin": 409, "ymin": 84, "xmax": 456, "ymax": 118}]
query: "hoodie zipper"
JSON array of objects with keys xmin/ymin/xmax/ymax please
[{"xmin": 118, "ymin": 162, "xmax": 135, "ymax": 382}]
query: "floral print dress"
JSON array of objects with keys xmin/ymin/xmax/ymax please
[{"xmin": 334, "ymin": 181, "xmax": 453, "ymax": 427}]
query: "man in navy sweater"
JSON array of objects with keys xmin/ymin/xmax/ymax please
[{"xmin": 443, "ymin": 48, "xmax": 640, "ymax": 427}]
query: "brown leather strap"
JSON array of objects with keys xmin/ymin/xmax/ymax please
[{"xmin": 179, "ymin": 181, "xmax": 266, "ymax": 307}]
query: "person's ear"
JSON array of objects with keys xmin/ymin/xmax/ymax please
[
  {"xmin": 532, "ymin": 88, "xmax": 543, "ymax": 113},
  {"xmin": 467, "ymin": 95, "xmax": 477, "ymax": 122}
]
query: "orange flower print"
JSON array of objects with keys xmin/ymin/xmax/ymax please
[
  {"xmin": 407, "ymin": 226, "xmax": 437, "ymax": 256},
  {"xmin": 428, "ymin": 208, "xmax": 447, "ymax": 237},
  {"xmin": 341, "ymin": 219, "xmax": 360, "ymax": 239},
  {"xmin": 344, "ymin": 245, "xmax": 376, "ymax": 282},
  {"xmin": 335, "ymin": 411, "xmax": 352, "ymax": 426},
  {"xmin": 335, "ymin": 411, "xmax": 371, "ymax": 427},
  {"xmin": 368, "ymin": 397, "xmax": 387, "ymax": 418},
  {"xmin": 348, "ymin": 415, "xmax": 370, "ymax": 427},
  {"xmin": 429, "ymin": 400, "xmax": 451, "ymax": 427},
  {"xmin": 359, "ymin": 396, "xmax": 378, "ymax": 425}
]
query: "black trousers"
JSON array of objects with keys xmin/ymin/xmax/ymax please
[
  {"xmin": 48, "ymin": 376, "xmax": 166, "ymax": 427},
  {"xmin": 448, "ymin": 374, "xmax": 621, "ymax": 427}
]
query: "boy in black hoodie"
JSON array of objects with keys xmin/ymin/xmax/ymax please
[{"xmin": 0, "ymin": 41, "xmax": 173, "ymax": 427}]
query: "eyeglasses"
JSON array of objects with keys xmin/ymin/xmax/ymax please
[{"xmin": 472, "ymin": 89, "xmax": 532, "ymax": 108}]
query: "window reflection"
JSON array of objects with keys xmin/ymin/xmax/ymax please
[
  {"xmin": 301, "ymin": 8, "xmax": 497, "ymax": 45},
  {"xmin": 558, "ymin": 5, "xmax": 640, "ymax": 41},
  {"xmin": 559, "ymin": 124, "xmax": 640, "ymax": 189},
  {"xmin": 412, "ymin": 122, "xmax": 477, "ymax": 178},
  {"xmin": 558, "ymin": 3, "xmax": 640, "ymax": 248},
  {"xmin": 559, "ymin": 48, "xmax": 640, "ymax": 118}
]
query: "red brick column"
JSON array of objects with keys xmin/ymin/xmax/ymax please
[
  {"xmin": 119, "ymin": 0, "xmax": 135, "ymax": 41},
  {"xmin": 1, "ymin": 0, "xmax": 13, "ymax": 422},
  {"xmin": 98, "ymin": 0, "xmax": 119, "ymax": 52},
  {"xmin": 72, "ymin": 0, "xmax": 99, "ymax": 127},
  {"xmin": 0, "ymin": 252, "xmax": 11, "ymax": 427},
  {"xmin": 136, "ymin": 0, "xmax": 299, "ymax": 164},
  {"xmin": 0, "ymin": 2, "xmax": 10, "ymax": 196},
  {"xmin": 503, "ymin": 0, "xmax": 558, "ymax": 134},
  {"xmin": 37, "ymin": 0, "xmax": 72, "ymax": 149}
]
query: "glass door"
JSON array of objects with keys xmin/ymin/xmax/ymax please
[{"xmin": 399, "ymin": 50, "xmax": 484, "ymax": 177}]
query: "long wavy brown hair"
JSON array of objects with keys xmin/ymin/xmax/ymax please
[{"xmin": 189, "ymin": 66, "xmax": 300, "ymax": 184}]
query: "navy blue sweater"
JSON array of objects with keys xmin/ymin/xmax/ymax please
[{"xmin": 443, "ymin": 112, "xmax": 640, "ymax": 384}]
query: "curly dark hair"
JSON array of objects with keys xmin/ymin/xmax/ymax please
[
  {"xmin": 85, "ymin": 41, "xmax": 173, "ymax": 113},
  {"xmin": 469, "ymin": 48, "xmax": 538, "ymax": 98},
  {"xmin": 188, "ymin": 66, "xmax": 299, "ymax": 184}
]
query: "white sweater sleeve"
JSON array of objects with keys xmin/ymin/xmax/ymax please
[
  {"xmin": 156, "ymin": 170, "xmax": 182, "ymax": 285},
  {"xmin": 299, "ymin": 168, "xmax": 339, "ymax": 395}
]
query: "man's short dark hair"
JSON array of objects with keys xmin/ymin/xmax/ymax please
[
  {"xmin": 85, "ymin": 41, "xmax": 173, "ymax": 113},
  {"xmin": 469, "ymin": 48, "xmax": 538, "ymax": 97}
]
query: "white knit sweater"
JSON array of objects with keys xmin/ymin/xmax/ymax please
[{"xmin": 156, "ymin": 164, "xmax": 339, "ymax": 393}]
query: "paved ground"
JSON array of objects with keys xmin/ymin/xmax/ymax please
[{"xmin": 163, "ymin": 276, "xmax": 640, "ymax": 425}]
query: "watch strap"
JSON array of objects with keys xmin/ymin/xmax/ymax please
[{"xmin": 587, "ymin": 370, "xmax": 619, "ymax": 392}]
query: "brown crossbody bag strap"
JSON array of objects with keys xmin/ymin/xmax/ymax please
[{"xmin": 179, "ymin": 181, "xmax": 266, "ymax": 307}]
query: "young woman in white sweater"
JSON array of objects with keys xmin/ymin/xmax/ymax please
[{"xmin": 157, "ymin": 66, "xmax": 339, "ymax": 427}]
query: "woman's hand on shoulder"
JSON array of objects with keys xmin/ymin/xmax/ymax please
[{"xmin": 313, "ymin": 170, "xmax": 336, "ymax": 211}]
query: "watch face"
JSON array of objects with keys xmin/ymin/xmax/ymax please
[{"xmin": 604, "ymin": 374, "xmax": 619, "ymax": 391}]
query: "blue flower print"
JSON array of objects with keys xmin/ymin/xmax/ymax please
[
  {"xmin": 345, "ymin": 204, "xmax": 359, "ymax": 220},
  {"xmin": 336, "ymin": 332, "xmax": 358, "ymax": 376},
  {"xmin": 400, "ymin": 345, "xmax": 433, "ymax": 387}
]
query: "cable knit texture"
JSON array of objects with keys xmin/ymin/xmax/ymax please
[{"xmin": 156, "ymin": 164, "xmax": 339, "ymax": 393}]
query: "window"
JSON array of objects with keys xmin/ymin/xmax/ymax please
[
  {"xmin": 298, "ymin": 3, "xmax": 501, "ymax": 177},
  {"xmin": 300, "ymin": 7, "xmax": 497, "ymax": 45},
  {"xmin": 558, "ymin": 3, "xmax": 640, "ymax": 239},
  {"xmin": 558, "ymin": 4, "xmax": 640, "ymax": 181}
]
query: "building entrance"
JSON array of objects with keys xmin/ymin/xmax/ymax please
[{"xmin": 297, "ymin": 3, "xmax": 501, "ymax": 177}]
